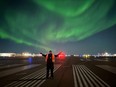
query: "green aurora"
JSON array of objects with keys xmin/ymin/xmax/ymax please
[{"xmin": 0, "ymin": 0, "xmax": 116, "ymax": 52}]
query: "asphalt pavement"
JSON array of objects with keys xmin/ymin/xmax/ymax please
[{"xmin": 0, "ymin": 57, "xmax": 116, "ymax": 87}]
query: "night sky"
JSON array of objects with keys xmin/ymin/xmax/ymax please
[{"xmin": 0, "ymin": 0, "xmax": 116, "ymax": 54}]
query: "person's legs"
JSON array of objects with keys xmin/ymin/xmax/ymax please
[
  {"xmin": 51, "ymin": 63, "xmax": 54, "ymax": 78},
  {"xmin": 46, "ymin": 65, "xmax": 49, "ymax": 78},
  {"xmin": 51, "ymin": 68, "xmax": 53, "ymax": 78}
]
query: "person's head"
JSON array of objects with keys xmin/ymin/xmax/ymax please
[{"xmin": 49, "ymin": 50, "xmax": 52, "ymax": 54}]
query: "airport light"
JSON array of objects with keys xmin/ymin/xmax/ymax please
[
  {"xmin": 74, "ymin": 55, "xmax": 79, "ymax": 57},
  {"xmin": 0, "ymin": 53, "xmax": 16, "ymax": 57},
  {"xmin": 102, "ymin": 52, "xmax": 111, "ymax": 57},
  {"xmin": 83, "ymin": 54, "xmax": 90, "ymax": 58},
  {"xmin": 22, "ymin": 52, "xmax": 32, "ymax": 57},
  {"xmin": 113, "ymin": 54, "xmax": 116, "ymax": 57}
]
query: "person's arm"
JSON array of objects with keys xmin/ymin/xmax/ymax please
[
  {"xmin": 40, "ymin": 53, "xmax": 46, "ymax": 57},
  {"xmin": 55, "ymin": 51, "xmax": 62, "ymax": 57}
]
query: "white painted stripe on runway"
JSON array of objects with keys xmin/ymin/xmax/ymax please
[
  {"xmin": 25, "ymin": 70, "xmax": 45, "ymax": 87},
  {"xmin": 79, "ymin": 66, "xmax": 94, "ymax": 87},
  {"xmin": 75, "ymin": 66, "xmax": 83, "ymax": 87},
  {"xmin": 5, "ymin": 68, "xmax": 46, "ymax": 87},
  {"xmin": 77, "ymin": 66, "xmax": 88, "ymax": 87},
  {"xmin": 79, "ymin": 65, "xmax": 98, "ymax": 87},
  {"xmin": 73, "ymin": 65, "xmax": 83, "ymax": 87},
  {"xmin": 0, "ymin": 64, "xmax": 40, "ymax": 78},
  {"xmin": 72, "ymin": 65, "xmax": 77, "ymax": 87},
  {"xmin": 96, "ymin": 65, "xmax": 116, "ymax": 74},
  {"xmin": 21, "ymin": 68, "xmax": 45, "ymax": 79},
  {"xmin": 11, "ymin": 65, "xmax": 60, "ymax": 87},
  {"xmin": 84, "ymin": 65, "xmax": 110, "ymax": 87},
  {"xmin": 82, "ymin": 65, "xmax": 105, "ymax": 87},
  {"xmin": 72, "ymin": 65, "xmax": 110, "ymax": 87},
  {"xmin": 26, "ymin": 64, "xmax": 61, "ymax": 87},
  {"xmin": 5, "ymin": 64, "xmax": 61, "ymax": 87}
]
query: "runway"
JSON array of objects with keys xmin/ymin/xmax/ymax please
[{"xmin": 0, "ymin": 57, "xmax": 116, "ymax": 87}]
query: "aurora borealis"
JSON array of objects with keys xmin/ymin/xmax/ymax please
[{"xmin": 0, "ymin": 0, "xmax": 116, "ymax": 54}]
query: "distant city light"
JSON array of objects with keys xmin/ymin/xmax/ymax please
[
  {"xmin": 0, "ymin": 53, "xmax": 16, "ymax": 57},
  {"xmin": 37, "ymin": 54, "xmax": 42, "ymax": 57},
  {"xmin": 0, "ymin": 52, "xmax": 116, "ymax": 58},
  {"xmin": 113, "ymin": 54, "xmax": 116, "ymax": 56},
  {"xmin": 83, "ymin": 54, "xmax": 90, "ymax": 58},
  {"xmin": 22, "ymin": 52, "xmax": 32, "ymax": 57},
  {"xmin": 74, "ymin": 55, "xmax": 79, "ymax": 56}
]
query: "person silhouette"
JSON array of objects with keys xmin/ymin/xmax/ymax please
[{"xmin": 40, "ymin": 50, "xmax": 61, "ymax": 79}]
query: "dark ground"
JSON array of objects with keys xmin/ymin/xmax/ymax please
[{"xmin": 0, "ymin": 56, "xmax": 116, "ymax": 87}]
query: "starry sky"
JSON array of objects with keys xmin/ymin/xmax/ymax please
[{"xmin": 0, "ymin": 0, "xmax": 116, "ymax": 54}]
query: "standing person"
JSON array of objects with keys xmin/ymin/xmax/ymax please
[{"xmin": 40, "ymin": 50, "xmax": 61, "ymax": 79}]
